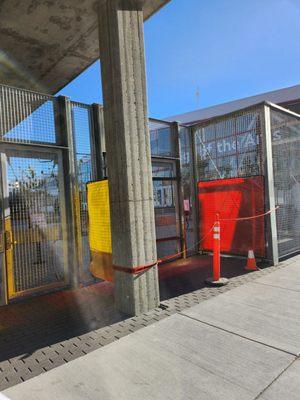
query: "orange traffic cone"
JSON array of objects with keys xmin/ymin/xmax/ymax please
[{"xmin": 245, "ymin": 250, "xmax": 258, "ymax": 271}]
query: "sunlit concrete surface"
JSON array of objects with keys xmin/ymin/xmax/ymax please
[
  {"xmin": 3, "ymin": 258, "xmax": 300, "ymax": 399},
  {"xmin": 183, "ymin": 268, "xmax": 300, "ymax": 355},
  {"xmin": 2, "ymin": 314, "xmax": 294, "ymax": 400},
  {"xmin": 0, "ymin": 255, "xmax": 246, "ymax": 365},
  {"xmin": 259, "ymin": 359, "xmax": 300, "ymax": 400},
  {"xmin": 254, "ymin": 261, "xmax": 300, "ymax": 292},
  {"xmin": 0, "ymin": 255, "xmax": 277, "ymax": 391}
]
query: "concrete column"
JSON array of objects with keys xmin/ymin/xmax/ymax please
[{"xmin": 98, "ymin": 0, "xmax": 160, "ymax": 315}]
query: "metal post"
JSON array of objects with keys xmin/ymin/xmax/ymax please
[
  {"xmin": 57, "ymin": 96, "xmax": 80, "ymax": 287},
  {"xmin": 0, "ymin": 152, "xmax": 12, "ymax": 302},
  {"xmin": 91, "ymin": 104, "xmax": 105, "ymax": 181},
  {"xmin": 173, "ymin": 122, "xmax": 186, "ymax": 258},
  {"xmin": 263, "ymin": 105, "xmax": 279, "ymax": 265},
  {"xmin": 191, "ymin": 125, "xmax": 201, "ymax": 254},
  {"xmin": 0, "ymin": 153, "xmax": 8, "ymax": 305}
]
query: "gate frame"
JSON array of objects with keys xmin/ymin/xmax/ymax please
[
  {"xmin": 68, "ymin": 100, "xmax": 105, "ymax": 284},
  {"xmin": 0, "ymin": 153, "xmax": 8, "ymax": 305},
  {"xmin": 150, "ymin": 118, "xmax": 184, "ymax": 260},
  {"xmin": 0, "ymin": 143, "xmax": 70, "ymax": 301},
  {"xmin": 0, "ymin": 88, "xmax": 105, "ymax": 305},
  {"xmin": 262, "ymin": 105, "xmax": 279, "ymax": 265},
  {"xmin": 57, "ymin": 96, "xmax": 80, "ymax": 288}
]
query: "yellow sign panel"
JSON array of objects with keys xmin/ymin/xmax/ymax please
[
  {"xmin": 87, "ymin": 180, "xmax": 114, "ymax": 282},
  {"xmin": 88, "ymin": 180, "xmax": 112, "ymax": 254}
]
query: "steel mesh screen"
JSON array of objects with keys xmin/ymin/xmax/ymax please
[
  {"xmin": 7, "ymin": 153, "xmax": 65, "ymax": 292},
  {"xmin": 179, "ymin": 125, "xmax": 197, "ymax": 255},
  {"xmin": 152, "ymin": 162, "xmax": 181, "ymax": 259},
  {"xmin": 71, "ymin": 102, "xmax": 94, "ymax": 279},
  {"xmin": 0, "ymin": 85, "xmax": 58, "ymax": 144},
  {"xmin": 194, "ymin": 107, "xmax": 264, "ymax": 181},
  {"xmin": 193, "ymin": 106, "xmax": 267, "ymax": 257},
  {"xmin": 271, "ymin": 108, "xmax": 300, "ymax": 257}
]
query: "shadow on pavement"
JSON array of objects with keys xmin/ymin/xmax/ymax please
[
  {"xmin": 0, "ymin": 254, "xmax": 262, "ymax": 362},
  {"xmin": 0, "ymin": 281, "xmax": 125, "ymax": 363},
  {"xmin": 158, "ymin": 254, "xmax": 264, "ymax": 301}
]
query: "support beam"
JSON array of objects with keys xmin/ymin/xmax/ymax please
[
  {"xmin": 98, "ymin": 0, "xmax": 160, "ymax": 315},
  {"xmin": 263, "ymin": 105, "xmax": 279, "ymax": 265}
]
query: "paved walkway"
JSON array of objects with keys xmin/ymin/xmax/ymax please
[
  {"xmin": 2, "ymin": 256, "xmax": 300, "ymax": 399},
  {"xmin": 0, "ymin": 254, "xmax": 258, "ymax": 390}
]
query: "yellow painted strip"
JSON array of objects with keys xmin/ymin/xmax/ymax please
[
  {"xmin": 87, "ymin": 180, "xmax": 114, "ymax": 281},
  {"xmin": 4, "ymin": 217, "xmax": 15, "ymax": 298},
  {"xmin": 87, "ymin": 180, "xmax": 112, "ymax": 254}
]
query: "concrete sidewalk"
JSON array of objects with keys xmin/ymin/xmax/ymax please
[{"xmin": 3, "ymin": 261, "xmax": 300, "ymax": 400}]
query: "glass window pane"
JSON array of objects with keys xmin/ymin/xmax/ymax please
[
  {"xmin": 149, "ymin": 120, "xmax": 175, "ymax": 157},
  {"xmin": 153, "ymin": 180, "xmax": 179, "ymax": 240},
  {"xmin": 152, "ymin": 162, "xmax": 175, "ymax": 178}
]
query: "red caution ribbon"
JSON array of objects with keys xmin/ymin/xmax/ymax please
[{"xmin": 113, "ymin": 261, "xmax": 158, "ymax": 275}]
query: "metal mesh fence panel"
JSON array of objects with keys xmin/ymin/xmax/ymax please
[
  {"xmin": 270, "ymin": 108, "xmax": 300, "ymax": 257},
  {"xmin": 71, "ymin": 102, "xmax": 94, "ymax": 280},
  {"xmin": 194, "ymin": 107, "xmax": 264, "ymax": 182},
  {"xmin": 179, "ymin": 125, "xmax": 197, "ymax": 255},
  {"xmin": 193, "ymin": 106, "xmax": 267, "ymax": 257},
  {"xmin": 150, "ymin": 120, "xmax": 181, "ymax": 260},
  {"xmin": 0, "ymin": 85, "xmax": 58, "ymax": 144},
  {"xmin": 6, "ymin": 152, "xmax": 65, "ymax": 293}
]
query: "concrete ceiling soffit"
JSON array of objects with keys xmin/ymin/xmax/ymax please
[{"xmin": 0, "ymin": 0, "xmax": 170, "ymax": 94}]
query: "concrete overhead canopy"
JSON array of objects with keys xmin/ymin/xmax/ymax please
[{"xmin": 0, "ymin": 0, "xmax": 169, "ymax": 94}]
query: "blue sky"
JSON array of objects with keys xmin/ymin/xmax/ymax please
[{"xmin": 58, "ymin": 0, "xmax": 300, "ymax": 119}]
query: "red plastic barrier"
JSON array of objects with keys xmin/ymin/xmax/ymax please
[{"xmin": 198, "ymin": 176, "xmax": 265, "ymax": 257}]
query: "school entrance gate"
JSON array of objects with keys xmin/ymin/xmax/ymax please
[
  {"xmin": 0, "ymin": 146, "xmax": 68, "ymax": 301},
  {"xmin": 0, "ymin": 86, "xmax": 102, "ymax": 305},
  {"xmin": 0, "ymin": 85, "xmax": 185, "ymax": 305}
]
